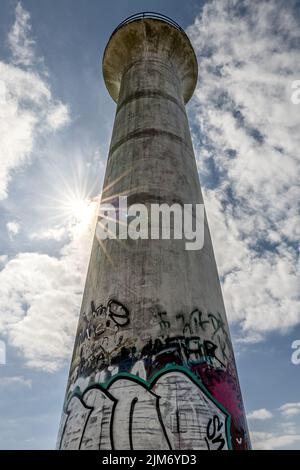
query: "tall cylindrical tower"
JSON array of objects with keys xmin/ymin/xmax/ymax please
[{"xmin": 58, "ymin": 13, "xmax": 250, "ymax": 450}]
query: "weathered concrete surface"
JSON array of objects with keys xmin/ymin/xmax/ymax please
[
  {"xmin": 102, "ymin": 18, "xmax": 198, "ymax": 104},
  {"xmin": 58, "ymin": 16, "xmax": 251, "ymax": 450}
]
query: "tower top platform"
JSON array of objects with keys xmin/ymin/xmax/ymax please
[{"xmin": 102, "ymin": 12, "xmax": 198, "ymax": 104}]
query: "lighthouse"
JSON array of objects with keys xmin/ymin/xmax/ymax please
[{"xmin": 57, "ymin": 12, "xmax": 251, "ymax": 450}]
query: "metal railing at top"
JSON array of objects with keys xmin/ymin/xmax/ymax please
[{"xmin": 110, "ymin": 12, "xmax": 188, "ymax": 39}]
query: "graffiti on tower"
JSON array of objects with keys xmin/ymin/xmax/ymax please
[
  {"xmin": 58, "ymin": 299, "xmax": 249, "ymax": 450},
  {"xmin": 59, "ymin": 368, "xmax": 230, "ymax": 450}
]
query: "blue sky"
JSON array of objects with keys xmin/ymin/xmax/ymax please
[{"xmin": 0, "ymin": 0, "xmax": 299, "ymax": 450}]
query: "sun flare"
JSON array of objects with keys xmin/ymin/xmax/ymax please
[{"xmin": 65, "ymin": 196, "xmax": 91, "ymax": 222}]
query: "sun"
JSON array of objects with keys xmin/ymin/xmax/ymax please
[
  {"xmin": 59, "ymin": 194, "xmax": 99, "ymax": 235},
  {"xmin": 66, "ymin": 196, "xmax": 90, "ymax": 223}
]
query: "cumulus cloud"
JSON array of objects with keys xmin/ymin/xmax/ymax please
[
  {"xmin": 30, "ymin": 226, "xmax": 68, "ymax": 242},
  {"xmin": 247, "ymin": 408, "xmax": 273, "ymax": 420},
  {"xmin": 0, "ymin": 255, "xmax": 8, "ymax": 266},
  {"xmin": 0, "ymin": 202, "xmax": 96, "ymax": 372},
  {"xmin": 46, "ymin": 103, "xmax": 70, "ymax": 130},
  {"xmin": 279, "ymin": 421, "xmax": 298, "ymax": 435},
  {"xmin": 279, "ymin": 402, "xmax": 300, "ymax": 418},
  {"xmin": 0, "ymin": 2, "xmax": 70, "ymax": 200},
  {"xmin": 0, "ymin": 376, "xmax": 31, "ymax": 388},
  {"xmin": 187, "ymin": 0, "xmax": 300, "ymax": 340},
  {"xmin": 251, "ymin": 431, "xmax": 300, "ymax": 450},
  {"xmin": 6, "ymin": 221, "xmax": 20, "ymax": 238},
  {"xmin": 248, "ymin": 404, "xmax": 300, "ymax": 448},
  {"xmin": 0, "ymin": 3, "xmax": 99, "ymax": 372}
]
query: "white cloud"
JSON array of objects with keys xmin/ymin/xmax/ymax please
[
  {"xmin": 0, "ymin": 376, "xmax": 31, "ymax": 388},
  {"xmin": 30, "ymin": 226, "xmax": 68, "ymax": 241},
  {"xmin": 250, "ymin": 431, "xmax": 300, "ymax": 450},
  {"xmin": 0, "ymin": 2, "xmax": 70, "ymax": 200},
  {"xmin": 248, "ymin": 406, "xmax": 300, "ymax": 448},
  {"xmin": 0, "ymin": 201, "xmax": 96, "ymax": 372},
  {"xmin": 0, "ymin": 1, "xmax": 95, "ymax": 372},
  {"xmin": 187, "ymin": 0, "xmax": 300, "ymax": 340},
  {"xmin": 46, "ymin": 103, "xmax": 70, "ymax": 130},
  {"xmin": 7, "ymin": 2, "xmax": 35, "ymax": 67},
  {"xmin": 247, "ymin": 408, "xmax": 273, "ymax": 420},
  {"xmin": 279, "ymin": 421, "xmax": 298, "ymax": 434},
  {"xmin": 6, "ymin": 221, "xmax": 20, "ymax": 238},
  {"xmin": 279, "ymin": 402, "xmax": 300, "ymax": 418},
  {"xmin": 0, "ymin": 255, "xmax": 8, "ymax": 266}
]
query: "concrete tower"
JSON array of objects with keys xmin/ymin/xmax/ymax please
[{"xmin": 58, "ymin": 13, "xmax": 251, "ymax": 450}]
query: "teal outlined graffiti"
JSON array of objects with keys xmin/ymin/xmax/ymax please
[{"xmin": 59, "ymin": 366, "xmax": 231, "ymax": 450}]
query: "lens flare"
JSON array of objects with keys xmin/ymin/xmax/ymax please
[{"xmin": 63, "ymin": 196, "xmax": 90, "ymax": 223}]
